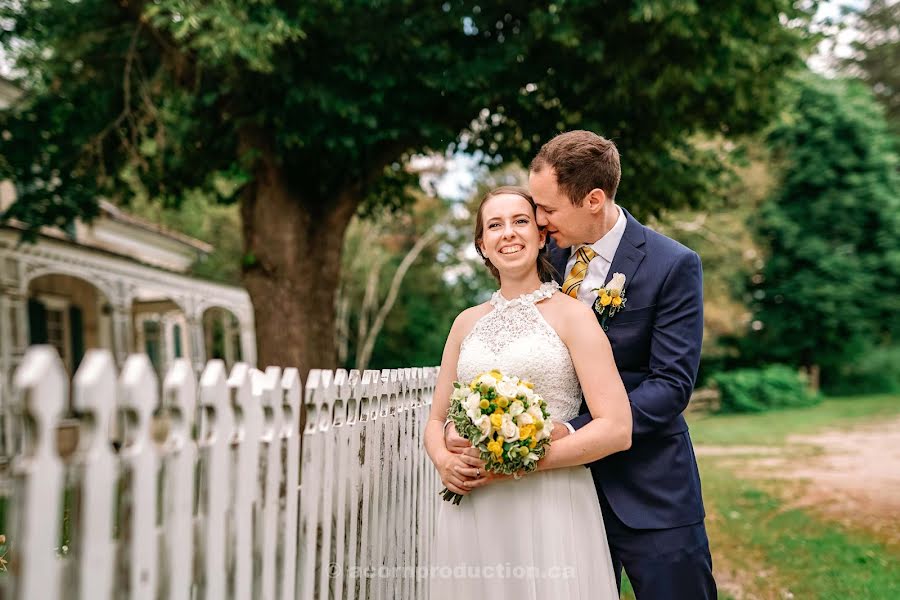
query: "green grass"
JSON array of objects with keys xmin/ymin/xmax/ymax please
[
  {"xmin": 689, "ymin": 393, "xmax": 900, "ymax": 598},
  {"xmin": 702, "ymin": 463, "xmax": 900, "ymax": 599},
  {"xmin": 688, "ymin": 394, "xmax": 900, "ymax": 446}
]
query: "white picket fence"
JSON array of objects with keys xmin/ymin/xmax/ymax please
[{"xmin": 0, "ymin": 345, "xmax": 440, "ymax": 600}]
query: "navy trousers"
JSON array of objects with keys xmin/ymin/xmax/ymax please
[{"xmin": 598, "ymin": 493, "xmax": 717, "ymax": 599}]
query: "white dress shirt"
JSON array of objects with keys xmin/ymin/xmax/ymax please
[{"xmin": 564, "ymin": 206, "xmax": 627, "ymax": 305}]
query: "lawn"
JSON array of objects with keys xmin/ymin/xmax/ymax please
[
  {"xmin": 682, "ymin": 393, "xmax": 900, "ymax": 599},
  {"xmin": 687, "ymin": 394, "xmax": 900, "ymax": 447}
]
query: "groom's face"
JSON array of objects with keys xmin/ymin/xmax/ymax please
[{"xmin": 529, "ymin": 168, "xmax": 592, "ymax": 249}]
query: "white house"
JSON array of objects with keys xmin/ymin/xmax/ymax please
[{"xmin": 0, "ymin": 78, "xmax": 256, "ymax": 390}]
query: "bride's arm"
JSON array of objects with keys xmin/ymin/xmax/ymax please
[
  {"xmin": 424, "ymin": 311, "xmax": 484, "ymax": 495},
  {"xmin": 536, "ymin": 300, "xmax": 632, "ymax": 471}
]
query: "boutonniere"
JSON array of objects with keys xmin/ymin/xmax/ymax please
[{"xmin": 593, "ymin": 272, "xmax": 627, "ymax": 331}]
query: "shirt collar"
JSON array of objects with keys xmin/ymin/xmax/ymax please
[{"xmin": 571, "ymin": 205, "xmax": 626, "ymax": 263}]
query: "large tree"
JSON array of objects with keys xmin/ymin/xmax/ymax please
[
  {"xmin": 744, "ymin": 72, "xmax": 900, "ymax": 387},
  {"xmin": 0, "ymin": 0, "xmax": 813, "ymax": 373},
  {"xmin": 840, "ymin": 0, "xmax": 900, "ymax": 134}
]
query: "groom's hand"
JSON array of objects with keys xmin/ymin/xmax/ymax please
[
  {"xmin": 444, "ymin": 422, "xmax": 471, "ymax": 455},
  {"xmin": 551, "ymin": 422, "xmax": 571, "ymax": 442}
]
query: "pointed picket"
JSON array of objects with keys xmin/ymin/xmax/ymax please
[
  {"xmin": 278, "ymin": 368, "xmax": 302, "ymax": 600},
  {"xmin": 197, "ymin": 360, "xmax": 232, "ymax": 600},
  {"xmin": 314, "ymin": 370, "xmax": 339, "ymax": 600},
  {"xmin": 119, "ymin": 354, "xmax": 161, "ymax": 600},
  {"xmin": 342, "ymin": 369, "xmax": 363, "ymax": 600},
  {"xmin": 10, "ymin": 346, "xmax": 67, "ymax": 600},
  {"xmin": 257, "ymin": 366, "xmax": 284, "ymax": 600},
  {"xmin": 230, "ymin": 363, "xmax": 260, "ymax": 600},
  {"xmin": 296, "ymin": 369, "xmax": 332, "ymax": 600},
  {"xmin": 160, "ymin": 359, "xmax": 197, "ymax": 600},
  {"xmin": 71, "ymin": 350, "xmax": 118, "ymax": 600},
  {"xmin": 356, "ymin": 368, "xmax": 381, "ymax": 600}
]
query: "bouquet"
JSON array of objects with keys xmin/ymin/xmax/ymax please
[{"xmin": 440, "ymin": 370, "xmax": 553, "ymax": 504}]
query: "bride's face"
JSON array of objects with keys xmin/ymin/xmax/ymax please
[{"xmin": 478, "ymin": 193, "xmax": 545, "ymax": 277}]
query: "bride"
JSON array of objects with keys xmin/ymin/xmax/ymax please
[{"xmin": 424, "ymin": 186, "xmax": 632, "ymax": 599}]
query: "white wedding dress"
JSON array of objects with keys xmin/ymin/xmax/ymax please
[{"xmin": 429, "ymin": 282, "xmax": 619, "ymax": 599}]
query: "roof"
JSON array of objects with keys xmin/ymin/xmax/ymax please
[{"xmin": 98, "ymin": 200, "xmax": 214, "ymax": 254}]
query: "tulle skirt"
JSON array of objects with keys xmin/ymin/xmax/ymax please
[{"xmin": 429, "ymin": 465, "xmax": 619, "ymax": 599}]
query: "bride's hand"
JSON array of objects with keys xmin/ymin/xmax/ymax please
[
  {"xmin": 437, "ymin": 451, "xmax": 483, "ymax": 496},
  {"xmin": 444, "ymin": 422, "xmax": 470, "ymax": 455}
]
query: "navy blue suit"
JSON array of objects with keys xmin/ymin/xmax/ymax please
[{"xmin": 549, "ymin": 208, "xmax": 716, "ymax": 599}]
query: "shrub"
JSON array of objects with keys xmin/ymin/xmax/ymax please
[
  {"xmin": 712, "ymin": 364, "xmax": 821, "ymax": 413},
  {"xmin": 828, "ymin": 345, "xmax": 900, "ymax": 396}
]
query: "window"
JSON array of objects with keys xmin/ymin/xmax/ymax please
[{"xmin": 173, "ymin": 323, "xmax": 183, "ymax": 358}]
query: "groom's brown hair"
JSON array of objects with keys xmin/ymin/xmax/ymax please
[{"xmin": 530, "ymin": 130, "xmax": 621, "ymax": 206}]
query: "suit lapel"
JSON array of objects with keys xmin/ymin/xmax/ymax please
[
  {"xmin": 547, "ymin": 240, "xmax": 569, "ymax": 285},
  {"xmin": 598, "ymin": 208, "xmax": 647, "ymax": 319}
]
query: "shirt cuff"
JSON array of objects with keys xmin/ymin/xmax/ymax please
[{"xmin": 563, "ymin": 421, "xmax": 575, "ymax": 435}]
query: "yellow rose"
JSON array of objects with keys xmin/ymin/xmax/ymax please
[
  {"xmin": 490, "ymin": 414, "xmax": 503, "ymax": 429},
  {"xmin": 497, "ymin": 396, "xmax": 509, "ymax": 409},
  {"xmin": 523, "ymin": 381, "xmax": 534, "ymax": 389},
  {"xmin": 519, "ymin": 424, "xmax": 536, "ymax": 440},
  {"xmin": 479, "ymin": 399, "xmax": 490, "ymax": 409},
  {"xmin": 490, "ymin": 370, "xmax": 503, "ymax": 380},
  {"xmin": 600, "ymin": 293, "xmax": 612, "ymax": 306},
  {"xmin": 529, "ymin": 437, "xmax": 538, "ymax": 449},
  {"xmin": 612, "ymin": 296, "xmax": 622, "ymax": 307},
  {"xmin": 487, "ymin": 440, "xmax": 503, "ymax": 457}
]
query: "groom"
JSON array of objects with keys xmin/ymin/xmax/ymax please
[{"xmin": 453, "ymin": 130, "xmax": 717, "ymax": 598}]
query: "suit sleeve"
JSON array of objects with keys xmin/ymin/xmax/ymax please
[{"xmin": 568, "ymin": 250, "xmax": 704, "ymax": 437}]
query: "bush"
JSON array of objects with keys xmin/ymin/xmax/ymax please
[
  {"xmin": 828, "ymin": 345, "xmax": 900, "ymax": 396},
  {"xmin": 712, "ymin": 364, "xmax": 821, "ymax": 413}
]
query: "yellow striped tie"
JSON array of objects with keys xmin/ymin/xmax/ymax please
[{"xmin": 562, "ymin": 246, "xmax": 598, "ymax": 298}]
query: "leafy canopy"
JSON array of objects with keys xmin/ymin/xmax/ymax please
[
  {"xmin": 745, "ymin": 72, "xmax": 900, "ymax": 380},
  {"xmin": 2, "ymin": 0, "xmax": 814, "ymax": 231}
]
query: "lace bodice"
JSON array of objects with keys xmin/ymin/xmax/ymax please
[{"xmin": 457, "ymin": 282, "xmax": 583, "ymax": 422}]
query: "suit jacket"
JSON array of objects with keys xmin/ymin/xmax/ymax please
[{"xmin": 549, "ymin": 208, "xmax": 706, "ymax": 530}]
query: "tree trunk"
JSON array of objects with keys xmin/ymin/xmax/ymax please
[{"xmin": 238, "ymin": 133, "xmax": 357, "ymax": 378}]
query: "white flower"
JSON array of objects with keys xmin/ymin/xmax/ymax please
[
  {"xmin": 465, "ymin": 392, "xmax": 482, "ymax": 412},
  {"xmin": 496, "ymin": 380, "xmax": 518, "ymax": 398},
  {"xmin": 451, "ymin": 386, "xmax": 468, "ymax": 401},
  {"xmin": 466, "ymin": 407, "xmax": 481, "ymax": 422},
  {"xmin": 477, "ymin": 373, "xmax": 497, "ymax": 387},
  {"xmin": 527, "ymin": 404, "xmax": 544, "ymax": 422},
  {"xmin": 524, "ymin": 452, "xmax": 539, "ymax": 463},
  {"xmin": 473, "ymin": 414, "xmax": 492, "ymax": 441},
  {"xmin": 516, "ymin": 412, "xmax": 534, "ymax": 427},
  {"xmin": 518, "ymin": 385, "xmax": 534, "ymax": 400},
  {"xmin": 607, "ymin": 272, "xmax": 626, "ymax": 295},
  {"xmin": 500, "ymin": 417, "xmax": 519, "ymax": 443},
  {"xmin": 509, "ymin": 400, "xmax": 525, "ymax": 417}
]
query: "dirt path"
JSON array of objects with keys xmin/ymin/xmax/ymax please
[{"xmin": 698, "ymin": 416, "xmax": 900, "ymax": 550}]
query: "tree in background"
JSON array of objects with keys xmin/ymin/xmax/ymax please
[
  {"xmin": 649, "ymin": 141, "xmax": 774, "ymax": 379},
  {"xmin": 841, "ymin": 0, "xmax": 900, "ymax": 134},
  {"xmin": 743, "ymin": 72, "xmax": 900, "ymax": 390},
  {"xmin": 0, "ymin": 0, "xmax": 814, "ymax": 374}
]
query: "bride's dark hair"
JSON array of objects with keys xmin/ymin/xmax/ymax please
[{"xmin": 474, "ymin": 186, "xmax": 557, "ymax": 283}]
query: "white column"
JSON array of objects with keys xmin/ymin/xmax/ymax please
[
  {"xmin": 110, "ymin": 303, "xmax": 133, "ymax": 367},
  {"xmin": 187, "ymin": 316, "xmax": 206, "ymax": 374},
  {"xmin": 239, "ymin": 311, "xmax": 257, "ymax": 368}
]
